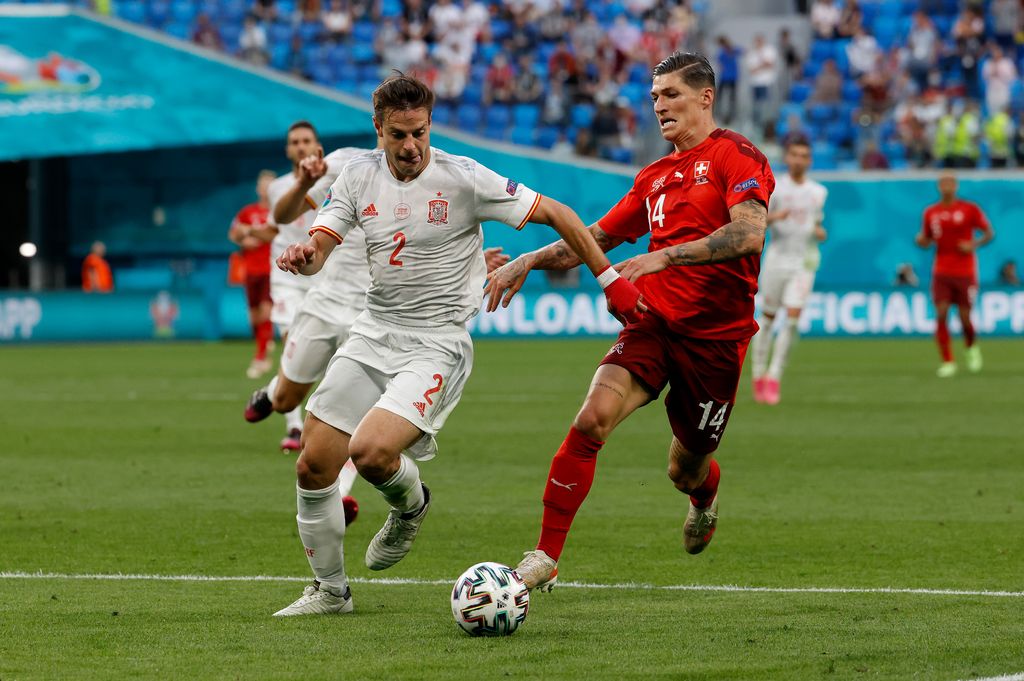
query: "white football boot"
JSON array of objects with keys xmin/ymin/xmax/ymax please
[
  {"xmin": 514, "ymin": 549, "xmax": 558, "ymax": 592},
  {"xmin": 966, "ymin": 345, "xmax": 983, "ymax": 373},
  {"xmin": 365, "ymin": 484, "xmax": 431, "ymax": 570},
  {"xmin": 936, "ymin": 361, "xmax": 957, "ymax": 378},
  {"xmin": 683, "ymin": 494, "xmax": 718, "ymax": 555},
  {"xmin": 273, "ymin": 582, "xmax": 353, "ymax": 617}
]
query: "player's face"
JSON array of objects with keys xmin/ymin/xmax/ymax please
[
  {"xmin": 938, "ymin": 174, "xmax": 957, "ymax": 200},
  {"xmin": 784, "ymin": 144, "xmax": 811, "ymax": 176},
  {"xmin": 256, "ymin": 175, "xmax": 272, "ymax": 201},
  {"xmin": 376, "ymin": 107, "xmax": 432, "ymax": 181},
  {"xmin": 285, "ymin": 127, "xmax": 320, "ymax": 165},
  {"xmin": 651, "ymin": 73, "xmax": 713, "ymax": 144}
]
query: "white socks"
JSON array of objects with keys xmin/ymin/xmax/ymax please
[
  {"xmin": 296, "ymin": 477, "xmax": 347, "ymax": 591},
  {"xmin": 751, "ymin": 317, "xmax": 773, "ymax": 378},
  {"xmin": 285, "ymin": 406, "xmax": 303, "ymax": 432},
  {"xmin": 374, "ymin": 454, "xmax": 425, "ymax": 515},
  {"xmin": 768, "ymin": 317, "xmax": 800, "ymax": 380},
  {"xmin": 338, "ymin": 459, "xmax": 358, "ymax": 497}
]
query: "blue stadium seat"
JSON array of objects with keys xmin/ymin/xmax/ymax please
[
  {"xmin": 298, "ymin": 21, "xmax": 323, "ymax": 43},
  {"xmin": 513, "ymin": 103, "xmax": 540, "ymax": 128},
  {"xmin": 607, "ymin": 147, "xmax": 633, "ymax": 164},
  {"xmin": 536, "ymin": 126, "xmax": 560, "ymax": 149},
  {"xmin": 148, "ymin": 0, "xmax": 171, "ymax": 26},
  {"xmin": 462, "ymin": 81, "xmax": 484, "ymax": 104},
  {"xmin": 872, "ymin": 16, "xmax": 901, "ymax": 49},
  {"xmin": 351, "ymin": 42, "xmax": 377, "ymax": 65},
  {"xmin": 789, "ymin": 81, "xmax": 812, "ymax": 103},
  {"xmin": 116, "ymin": 0, "xmax": 146, "ymax": 24},
  {"xmin": 310, "ymin": 62, "xmax": 334, "ymax": 85},
  {"xmin": 491, "ymin": 19, "xmax": 511, "ymax": 41},
  {"xmin": 826, "ymin": 120, "xmax": 853, "ymax": 145},
  {"xmin": 221, "ymin": 0, "xmax": 247, "ymax": 23},
  {"xmin": 269, "ymin": 43, "xmax": 290, "ymax": 69},
  {"xmin": 811, "ymin": 141, "xmax": 838, "ymax": 169},
  {"xmin": 432, "ymin": 103, "xmax": 454, "ymax": 126},
  {"xmin": 810, "ymin": 40, "xmax": 833, "ymax": 63},
  {"xmin": 510, "ymin": 126, "xmax": 536, "ymax": 146},
  {"xmin": 570, "ymin": 103, "xmax": 595, "ymax": 128},
  {"xmin": 277, "ymin": 0, "xmax": 296, "ymax": 15},
  {"xmin": 198, "ymin": 0, "xmax": 220, "ymax": 20},
  {"xmin": 357, "ymin": 64, "xmax": 380, "ymax": 84},
  {"xmin": 456, "ymin": 104, "xmax": 483, "ymax": 133},
  {"xmin": 220, "ymin": 23, "xmax": 242, "ymax": 51},
  {"xmin": 619, "ymin": 82, "xmax": 648, "ymax": 106},
  {"xmin": 842, "ymin": 81, "xmax": 862, "ymax": 103},
  {"xmin": 352, "ymin": 21, "xmax": 375, "ymax": 44},
  {"xmin": 169, "ymin": 0, "xmax": 196, "ymax": 25},
  {"xmin": 356, "ymin": 82, "xmax": 378, "ymax": 100},
  {"xmin": 380, "ymin": 0, "xmax": 402, "ymax": 17},
  {"xmin": 477, "ymin": 42, "xmax": 501, "ymax": 64},
  {"xmin": 165, "ymin": 21, "xmax": 191, "ymax": 40},
  {"xmin": 628, "ymin": 63, "xmax": 649, "ymax": 84},
  {"xmin": 808, "ymin": 103, "xmax": 836, "ymax": 124},
  {"xmin": 269, "ymin": 22, "xmax": 294, "ymax": 44},
  {"xmin": 882, "ymin": 140, "xmax": 906, "ymax": 162},
  {"xmin": 803, "ymin": 60, "xmax": 822, "ymax": 79},
  {"xmin": 778, "ymin": 102, "xmax": 804, "ymax": 122},
  {"xmin": 335, "ymin": 62, "xmax": 358, "ymax": 83},
  {"xmin": 487, "ymin": 104, "xmax": 512, "ymax": 129}
]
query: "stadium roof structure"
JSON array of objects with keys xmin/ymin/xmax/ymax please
[{"xmin": 0, "ymin": 5, "xmax": 371, "ymax": 161}]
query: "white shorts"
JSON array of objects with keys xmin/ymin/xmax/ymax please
[
  {"xmin": 270, "ymin": 284, "xmax": 309, "ymax": 332},
  {"xmin": 305, "ymin": 311, "xmax": 474, "ymax": 461},
  {"xmin": 280, "ymin": 302, "xmax": 362, "ymax": 384},
  {"xmin": 760, "ymin": 267, "xmax": 816, "ymax": 316}
]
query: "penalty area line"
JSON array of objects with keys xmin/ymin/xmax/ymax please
[
  {"xmin": 0, "ymin": 572, "xmax": 1022, "ymax": 598},
  {"xmin": 958, "ymin": 675, "xmax": 1024, "ymax": 681}
]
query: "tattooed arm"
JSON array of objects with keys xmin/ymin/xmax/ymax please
[{"xmin": 615, "ymin": 199, "xmax": 767, "ymax": 282}]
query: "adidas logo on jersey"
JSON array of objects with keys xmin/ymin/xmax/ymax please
[
  {"xmin": 361, "ymin": 204, "xmax": 378, "ymax": 217},
  {"xmin": 413, "ymin": 401, "xmax": 427, "ymax": 417}
]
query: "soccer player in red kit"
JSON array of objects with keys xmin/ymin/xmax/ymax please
[
  {"xmin": 915, "ymin": 172, "xmax": 994, "ymax": 378},
  {"xmin": 229, "ymin": 170, "xmax": 276, "ymax": 379},
  {"xmin": 485, "ymin": 52, "xmax": 775, "ymax": 590}
]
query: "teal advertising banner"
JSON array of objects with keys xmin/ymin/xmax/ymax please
[{"xmin": 0, "ymin": 7, "xmax": 368, "ymax": 160}]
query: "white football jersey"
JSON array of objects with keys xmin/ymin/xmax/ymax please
[
  {"xmin": 313, "ymin": 147, "xmax": 541, "ymax": 326},
  {"xmin": 764, "ymin": 173, "xmax": 828, "ymax": 272},
  {"xmin": 299, "ymin": 148, "xmax": 371, "ymax": 321},
  {"xmin": 267, "ymin": 170, "xmax": 322, "ymax": 290}
]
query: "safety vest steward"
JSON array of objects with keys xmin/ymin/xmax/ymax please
[
  {"xmin": 952, "ymin": 112, "xmax": 980, "ymax": 159},
  {"xmin": 985, "ymin": 112, "xmax": 1012, "ymax": 158},
  {"xmin": 933, "ymin": 114, "xmax": 956, "ymax": 158}
]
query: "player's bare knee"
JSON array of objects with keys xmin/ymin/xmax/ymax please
[
  {"xmin": 348, "ymin": 441, "xmax": 397, "ymax": 482},
  {"xmin": 572, "ymin": 405, "xmax": 615, "ymax": 441}
]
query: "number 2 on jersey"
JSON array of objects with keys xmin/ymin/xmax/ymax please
[
  {"xmin": 390, "ymin": 231, "xmax": 406, "ymax": 266},
  {"xmin": 647, "ymin": 194, "xmax": 666, "ymax": 230}
]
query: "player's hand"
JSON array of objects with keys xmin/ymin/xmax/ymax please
[
  {"xmin": 957, "ymin": 240, "xmax": 975, "ymax": 253},
  {"xmin": 277, "ymin": 242, "xmax": 316, "ymax": 274},
  {"xmin": 483, "ymin": 246, "xmax": 511, "ymax": 273},
  {"xmin": 483, "ymin": 255, "xmax": 533, "ymax": 312},
  {"xmin": 298, "ymin": 148, "xmax": 327, "ymax": 188},
  {"xmin": 599, "ymin": 268, "xmax": 646, "ymax": 325},
  {"xmin": 614, "ymin": 250, "xmax": 671, "ymax": 283}
]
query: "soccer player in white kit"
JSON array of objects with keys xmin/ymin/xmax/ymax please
[
  {"xmin": 272, "ymin": 75, "xmax": 644, "ymax": 616},
  {"xmin": 261, "ymin": 121, "xmax": 327, "ymax": 451},
  {"xmin": 750, "ymin": 137, "xmax": 827, "ymax": 405}
]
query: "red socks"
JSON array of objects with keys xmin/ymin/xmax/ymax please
[
  {"xmin": 689, "ymin": 459, "xmax": 720, "ymax": 509},
  {"xmin": 935, "ymin": 317, "xmax": 953, "ymax": 362},
  {"xmin": 962, "ymin": 316, "xmax": 976, "ymax": 347},
  {"xmin": 255, "ymin": 320, "xmax": 273, "ymax": 360},
  {"xmin": 536, "ymin": 427, "xmax": 603, "ymax": 562}
]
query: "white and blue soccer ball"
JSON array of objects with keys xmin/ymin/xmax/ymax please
[{"xmin": 451, "ymin": 562, "xmax": 530, "ymax": 637}]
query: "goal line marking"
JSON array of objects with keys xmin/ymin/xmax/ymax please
[{"xmin": 1, "ymin": 571, "xmax": 1022, "ymax": 598}]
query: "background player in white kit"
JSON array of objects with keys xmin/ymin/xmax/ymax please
[
  {"xmin": 750, "ymin": 137, "xmax": 827, "ymax": 405},
  {"xmin": 259, "ymin": 121, "xmax": 327, "ymax": 451},
  {"xmin": 272, "ymin": 74, "xmax": 644, "ymax": 616}
]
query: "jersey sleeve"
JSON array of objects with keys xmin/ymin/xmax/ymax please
[
  {"xmin": 471, "ymin": 161, "xmax": 542, "ymax": 230},
  {"xmin": 717, "ymin": 144, "xmax": 772, "ymax": 209},
  {"xmin": 596, "ymin": 181, "xmax": 649, "ymax": 241},
  {"xmin": 817, "ymin": 185, "xmax": 828, "ymax": 224},
  {"xmin": 974, "ymin": 204, "xmax": 992, "ymax": 233},
  {"xmin": 310, "ymin": 171, "xmax": 357, "ymax": 243},
  {"xmin": 920, "ymin": 207, "xmax": 932, "ymax": 236}
]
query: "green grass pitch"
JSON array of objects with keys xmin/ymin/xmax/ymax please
[{"xmin": 1, "ymin": 337, "xmax": 1022, "ymax": 680}]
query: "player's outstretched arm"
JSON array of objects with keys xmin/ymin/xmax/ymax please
[
  {"xmin": 914, "ymin": 232, "xmax": 933, "ymax": 248},
  {"xmin": 615, "ymin": 199, "xmax": 767, "ymax": 282},
  {"xmin": 276, "ymin": 230, "xmax": 337, "ymax": 276},
  {"xmin": 274, "ymin": 151, "xmax": 328, "ymax": 224}
]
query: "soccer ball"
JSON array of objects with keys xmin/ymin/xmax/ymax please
[{"xmin": 450, "ymin": 562, "xmax": 530, "ymax": 637}]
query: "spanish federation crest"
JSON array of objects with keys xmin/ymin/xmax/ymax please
[
  {"xmin": 694, "ymin": 160, "xmax": 710, "ymax": 185},
  {"xmin": 427, "ymin": 199, "xmax": 449, "ymax": 225}
]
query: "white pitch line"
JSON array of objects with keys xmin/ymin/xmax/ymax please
[
  {"xmin": 958, "ymin": 674, "xmax": 1024, "ymax": 681},
  {"xmin": 1, "ymin": 572, "xmax": 1022, "ymax": 598}
]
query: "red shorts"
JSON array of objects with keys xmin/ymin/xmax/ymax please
[
  {"xmin": 599, "ymin": 313, "xmax": 749, "ymax": 455},
  {"xmin": 245, "ymin": 275, "xmax": 272, "ymax": 308},
  {"xmin": 932, "ymin": 274, "xmax": 977, "ymax": 307}
]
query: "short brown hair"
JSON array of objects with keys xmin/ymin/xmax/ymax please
[
  {"xmin": 287, "ymin": 120, "xmax": 319, "ymax": 139},
  {"xmin": 372, "ymin": 73, "xmax": 434, "ymax": 121},
  {"xmin": 652, "ymin": 52, "xmax": 716, "ymax": 91}
]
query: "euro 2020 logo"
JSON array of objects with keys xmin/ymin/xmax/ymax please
[{"xmin": 0, "ymin": 46, "xmax": 101, "ymax": 96}]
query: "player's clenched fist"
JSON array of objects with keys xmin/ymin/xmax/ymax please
[
  {"xmin": 277, "ymin": 242, "xmax": 317, "ymax": 274},
  {"xmin": 597, "ymin": 266, "xmax": 646, "ymax": 324}
]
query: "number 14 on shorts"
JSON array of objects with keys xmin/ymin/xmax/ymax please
[{"xmin": 697, "ymin": 400, "xmax": 728, "ymax": 436}]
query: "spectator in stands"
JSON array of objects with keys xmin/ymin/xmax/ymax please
[
  {"xmin": 192, "ymin": 13, "xmax": 223, "ymax": 51},
  {"xmin": 778, "ymin": 28, "xmax": 801, "ymax": 85},
  {"xmin": 905, "ymin": 11, "xmax": 938, "ymax": 93},
  {"xmin": 933, "ymin": 101, "xmax": 957, "ymax": 168},
  {"xmin": 591, "ymin": 101, "xmax": 620, "ymax": 156},
  {"xmin": 893, "ymin": 262, "xmax": 920, "ymax": 287},
  {"xmin": 860, "ymin": 139, "xmax": 890, "ymax": 169},
  {"xmin": 483, "ymin": 52, "xmax": 515, "ymax": 105},
  {"xmin": 608, "ymin": 15, "xmax": 642, "ymax": 60},
  {"xmin": 508, "ymin": 12, "xmax": 541, "ymax": 54},
  {"xmin": 299, "ymin": 0, "xmax": 321, "ymax": 24},
  {"xmin": 463, "ymin": 0, "xmax": 490, "ymax": 42},
  {"xmin": 950, "ymin": 99, "xmax": 982, "ymax": 168},
  {"xmin": 322, "ymin": 0, "xmax": 352, "ymax": 43},
  {"xmin": 716, "ymin": 36, "xmax": 740, "ymax": 125},
  {"xmin": 998, "ymin": 260, "xmax": 1021, "ymax": 286},
  {"xmin": 239, "ymin": 14, "xmax": 269, "ymax": 65},
  {"xmin": 810, "ymin": 0, "xmax": 840, "ymax": 40},
  {"xmin": 846, "ymin": 25, "xmax": 880, "ymax": 79},
  {"xmin": 592, "ymin": 62, "xmax": 621, "ymax": 106},
  {"xmin": 403, "ymin": 0, "xmax": 430, "ymax": 37},
  {"xmin": 902, "ymin": 112, "xmax": 934, "ymax": 168},
  {"xmin": 428, "ymin": 0, "xmax": 462, "ymax": 42},
  {"xmin": 550, "ymin": 131, "xmax": 574, "ymax": 157},
  {"xmin": 574, "ymin": 127, "xmax": 597, "ymax": 158},
  {"xmin": 286, "ymin": 34, "xmax": 309, "ymax": 79},
  {"xmin": 538, "ymin": 6, "xmax": 569, "ymax": 43},
  {"xmin": 837, "ymin": 0, "xmax": 863, "ymax": 38},
  {"xmin": 542, "ymin": 78, "xmax": 570, "ymax": 126},
  {"xmin": 513, "ymin": 54, "xmax": 544, "ymax": 104},
  {"xmin": 82, "ymin": 241, "xmax": 114, "ymax": 293},
  {"xmin": 810, "ymin": 58, "xmax": 843, "ymax": 104},
  {"xmin": 985, "ymin": 107, "xmax": 1014, "ymax": 168},
  {"xmin": 781, "ymin": 114, "xmax": 811, "ymax": 146},
  {"xmin": 380, "ymin": 22, "xmax": 427, "ymax": 76},
  {"xmin": 744, "ymin": 33, "xmax": 779, "ymax": 131},
  {"xmin": 1015, "ymin": 111, "xmax": 1024, "ymax": 167},
  {"xmin": 991, "ymin": 0, "xmax": 1020, "ymax": 50},
  {"xmin": 982, "ymin": 44, "xmax": 1018, "ymax": 116},
  {"xmin": 571, "ymin": 11, "xmax": 603, "ymax": 62},
  {"xmin": 952, "ymin": 6, "xmax": 986, "ymax": 99},
  {"xmin": 252, "ymin": 0, "xmax": 277, "ymax": 23}
]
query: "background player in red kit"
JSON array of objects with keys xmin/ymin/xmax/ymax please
[
  {"xmin": 485, "ymin": 52, "xmax": 775, "ymax": 590},
  {"xmin": 915, "ymin": 172, "xmax": 994, "ymax": 378},
  {"xmin": 229, "ymin": 170, "xmax": 276, "ymax": 379}
]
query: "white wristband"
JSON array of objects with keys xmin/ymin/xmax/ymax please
[{"xmin": 596, "ymin": 267, "xmax": 620, "ymax": 289}]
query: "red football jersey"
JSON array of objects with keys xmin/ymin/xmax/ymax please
[
  {"xmin": 921, "ymin": 200, "xmax": 991, "ymax": 280},
  {"xmin": 235, "ymin": 203, "xmax": 271, "ymax": 277},
  {"xmin": 599, "ymin": 129, "xmax": 775, "ymax": 340}
]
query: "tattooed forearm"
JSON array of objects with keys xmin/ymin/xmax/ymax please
[
  {"xmin": 529, "ymin": 225, "xmax": 624, "ymax": 271},
  {"xmin": 665, "ymin": 199, "xmax": 767, "ymax": 266}
]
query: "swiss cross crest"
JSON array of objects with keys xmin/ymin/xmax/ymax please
[
  {"xmin": 694, "ymin": 160, "xmax": 710, "ymax": 185},
  {"xmin": 427, "ymin": 198, "xmax": 449, "ymax": 225}
]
